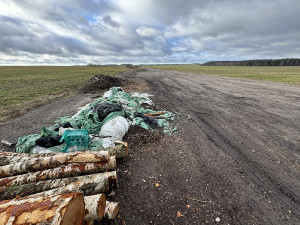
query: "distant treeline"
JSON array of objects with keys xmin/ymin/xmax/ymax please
[{"xmin": 202, "ymin": 58, "xmax": 300, "ymax": 66}]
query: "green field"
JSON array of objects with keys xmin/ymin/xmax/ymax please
[
  {"xmin": 147, "ymin": 65, "xmax": 300, "ymax": 84},
  {"xmin": 0, "ymin": 66, "xmax": 128, "ymax": 122}
]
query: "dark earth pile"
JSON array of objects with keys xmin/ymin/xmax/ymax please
[
  {"xmin": 123, "ymin": 126, "xmax": 164, "ymax": 152},
  {"xmin": 79, "ymin": 74, "xmax": 129, "ymax": 93}
]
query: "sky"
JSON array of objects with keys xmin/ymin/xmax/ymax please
[{"xmin": 0, "ymin": 0, "xmax": 299, "ymax": 65}]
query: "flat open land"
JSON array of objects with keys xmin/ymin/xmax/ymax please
[
  {"xmin": 1, "ymin": 68, "xmax": 299, "ymax": 224},
  {"xmin": 0, "ymin": 66, "xmax": 127, "ymax": 123},
  {"xmin": 148, "ymin": 65, "xmax": 300, "ymax": 84}
]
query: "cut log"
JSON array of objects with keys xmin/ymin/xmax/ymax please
[
  {"xmin": 84, "ymin": 194, "xmax": 106, "ymax": 221},
  {"xmin": 104, "ymin": 141, "xmax": 128, "ymax": 159},
  {"xmin": 1, "ymin": 140, "xmax": 14, "ymax": 147},
  {"xmin": 84, "ymin": 221, "xmax": 94, "ymax": 225},
  {"xmin": 0, "ymin": 157, "xmax": 9, "ymax": 166},
  {"xmin": 0, "ymin": 145, "xmax": 123, "ymax": 166},
  {"xmin": 144, "ymin": 111, "xmax": 166, "ymax": 116},
  {"xmin": 0, "ymin": 177, "xmax": 76, "ymax": 200},
  {"xmin": 104, "ymin": 201, "xmax": 120, "ymax": 220},
  {"xmin": 0, "ymin": 144, "xmax": 124, "ymax": 160},
  {"xmin": 0, "ymin": 151, "xmax": 110, "ymax": 178},
  {"xmin": 0, "ymin": 152, "xmax": 22, "ymax": 157},
  {"xmin": 0, "ymin": 151, "xmax": 60, "ymax": 157},
  {"xmin": 0, "ymin": 172, "xmax": 116, "ymax": 200},
  {"xmin": 30, "ymin": 171, "xmax": 117, "ymax": 197},
  {"xmin": 0, "ymin": 192, "xmax": 85, "ymax": 225},
  {"xmin": 0, "ymin": 156, "xmax": 33, "ymax": 166},
  {"xmin": 0, "ymin": 156, "xmax": 116, "ymax": 188}
]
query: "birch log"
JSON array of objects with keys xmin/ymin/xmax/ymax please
[
  {"xmin": 0, "ymin": 172, "xmax": 116, "ymax": 200},
  {"xmin": 0, "ymin": 144, "xmax": 127, "ymax": 159},
  {"xmin": 0, "ymin": 156, "xmax": 34, "ymax": 166},
  {"xmin": 0, "ymin": 152, "xmax": 60, "ymax": 157},
  {"xmin": 0, "ymin": 156, "xmax": 116, "ymax": 188},
  {"xmin": 0, "ymin": 143, "xmax": 127, "ymax": 165},
  {"xmin": 30, "ymin": 171, "xmax": 117, "ymax": 197},
  {"xmin": 0, "ymin": 151, "xmax": 110, "ymax": 178},
  {"xmin": 0, "ymin": 157, "xmax": 9, "ymax": 166},
  {"xmin": 0, "ymin": 176, "xmax": 77, "ymax": 200},
  {"xmin": 103, "ymin": 141, "xmax": 128, "ymax": 159},
  {"xmin": 84, "ymin": 222, "xmax": 94, "ymax": 225},
  {"xmin": 0, "ymin": 193, "xmax": 85, "ymax": 225},
  {"xmin": 84, "ymin": 194, "xmax": 106, "ymax": 221},
  {"xmin": 1, "ymin": 140, "xmax": 14, "ymax": 147},
  {"xmin": 104, "ymin": 201, "xmax": 120, "ymax": 219}
]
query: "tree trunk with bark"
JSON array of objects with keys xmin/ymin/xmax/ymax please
[
  {"xmin": 0, "ymin": 157, "xmax": 9, "ymax": 166},
  {"xmin": 0, "ymin": 172, "xmax": 116, "ymax": 200},
  {"xmin": 84, "ymin": 221, "xmax": 94, "ymax": 225},
  {"xmin": 84, "ymin": 194, "xmax": 106, "ymax": 221},
  {"xmin": 0, "ymin": 156, "xmax": 33, "ymax": 166},
  {"xmin": 30, "ymin": 171, "xmax": 117, "ymax": 197},
  {"xmin": 0, "ymin": 193, "xmax": 85, "ymax": 225},
  {"xmin": 0, "ymin": 151, "xmax": 110, "ymax": 178},
  {"xmin": 0, "ymin": 152, "xmax": 59, "ymax": 157},
  {"xmin": 102, "ymin": 141, "xmax": 128, "ymax": 159},
  {"xmin": 104, "ymin": 201, "xmax": 120, "ymax": 219},
  {"xmin": 0, "ymin": 156, "xmax": 116, "ymax": 188},
  {"xmin": 1, "ymin": 140, "xmax": 14, "ymax": 147}
]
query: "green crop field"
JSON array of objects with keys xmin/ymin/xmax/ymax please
[
  {"xmin": 147, "ymin": 65, "xmax": 300, "ymax": 84},
  {"xmin": 0, "ymin": 66, "xmax": 128, "ymax": 123}
]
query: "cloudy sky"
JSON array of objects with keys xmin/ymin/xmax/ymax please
[{"xmin": 0, "ymin": 0, "xmax": 299, "ymax": 65}]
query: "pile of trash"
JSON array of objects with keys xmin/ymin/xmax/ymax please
[{"xmin": 16, "ymin": 87, "xmax": 175, "ymax": 154}]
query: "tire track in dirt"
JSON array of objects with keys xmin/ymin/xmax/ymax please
[
  {"xmin": 122, "ymin": 68, "xmax": 300, "ymax": 224},
  {"xmin": 149, "ymin": 76, "xmax": 300, "ymax": 205}
]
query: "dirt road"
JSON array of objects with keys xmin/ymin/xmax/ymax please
[
  {"xmin": 116, "ymin": 69, "xmax": 300, "ymax": 224},
  {"xmin": 0, "ymin": 68, "xmax": 299, "ymax": 224},
  {"xmin": 0, "ymin": 93, "xmax": 99, "ymax": 148}
]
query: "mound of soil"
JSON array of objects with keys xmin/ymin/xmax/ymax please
[
  {"xmin": 79, "ymin": 74, "xmax": 129, "ymax": 93},
  {"xmin": 123, "ymin": 126, "xmax": 165, "ymax": 153}
]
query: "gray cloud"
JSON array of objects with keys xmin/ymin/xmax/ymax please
[
  {"xmin": 102, "ymin": 15, "xmax": 120, "ymax": 28},
  {"xmin": 0, "ymin": 0, "xmax": 299, "ymax": 65}
]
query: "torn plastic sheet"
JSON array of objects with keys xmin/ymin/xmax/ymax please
[
  {"xmin": 16, "ymin": 87, "xmax": 176, "ymax": 153},
  {"xmin": 134, "ymin": 112, "xmax": 158, "ymax": 128}
]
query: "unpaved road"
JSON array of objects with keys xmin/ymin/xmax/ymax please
[
  {"xmin": 117, "ymin": 68, "xmax": 300, "ymax": 224},
  {"xmin": 0, "ymin": 68, "xmax": 299, "ymax": 224},
  {"xmin": 0, "ymin": 93, "xmax": 99, "ymax": 148}
]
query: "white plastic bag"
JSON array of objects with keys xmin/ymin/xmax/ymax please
[
  {"xmin": 58, "ymin": 127, "xmax": 74, "ymax": 136},
  {"xmin": 103, "ymin": 87, "xmax": 124, "ymax": 99},
  {"xmin": 102, "ymin": 137, "xmax": 116, "ymax": 148},
  {"xmin": 99, "ymin": 116, "xmax": 129, "ymax": 141},
  {"xmin": 130, "ymin": 92, "xmax": 153, "ymax": 105},
  {"xmin": 103, "ymin": 89, "xmax": 113, "ymax": 99}
]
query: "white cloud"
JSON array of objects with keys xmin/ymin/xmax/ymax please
[
  {"xmin": 0, "ymin": 0, "xmax": 299, "ymax": 65},
  {"xmin": 136, "ymin": 26, "xmax": 160, "ymax": 37}
]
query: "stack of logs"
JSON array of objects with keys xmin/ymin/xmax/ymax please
[{"xmin": 0, "ymin": 142, "xmax": 128, "ymax": 225}]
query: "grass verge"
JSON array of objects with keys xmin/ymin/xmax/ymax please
[
  {"xmin": 0, "ymin": 66, "xmax": 128, "ymax": 123},
  {"xmin": 147, "ymin": 65, "xmax": 300, "ymax": 84}
]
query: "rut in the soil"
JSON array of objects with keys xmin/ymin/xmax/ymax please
[
  {"xmin": 147, "ymin": 76, "xmax": 300, "ymax": 212},
  {"xmin": 118, "ymin": 68, "xmax": 300, "ymax": 224}
]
